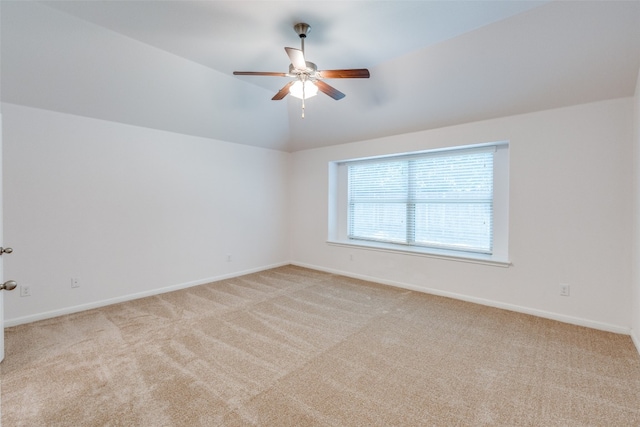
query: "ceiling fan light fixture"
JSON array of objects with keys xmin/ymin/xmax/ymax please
[{"xmin": 289, "ymin": 80, "xmax": 318, "ymax": 99}]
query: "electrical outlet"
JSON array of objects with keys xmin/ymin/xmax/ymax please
[
  {"xmin": 226, "ymin": 254, "xmax": 232, "ymax": 262},
  {"xmin": 20, "ymin": 285, "xmax": 31, "ymax": 297},
  {"xmin": 559, "ymin": 283, "xmax": 570, "ymax": 296},
  {"xmin": 71, "ymin": 277, "xmax": 80, "ymax": 288}
]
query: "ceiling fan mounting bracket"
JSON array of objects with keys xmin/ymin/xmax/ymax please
[{"xmin": 293, "ymin": 23, "xmax": 310, "ymax": 38}]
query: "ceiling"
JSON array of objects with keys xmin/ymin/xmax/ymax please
[{"xmin": 1, "ymin": 1, "xmax": 639, "ymax": 152}]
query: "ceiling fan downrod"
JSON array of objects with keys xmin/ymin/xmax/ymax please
[
  {"xmin": 293, "ymin": 23, "xmax": 311, "ymax": 118},
  {"xmin": 293, "ymin": 23, "xmax": 310, "ymax": 54}
]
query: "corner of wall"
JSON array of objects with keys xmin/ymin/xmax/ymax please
[{"xmin": 633, "ymin": 64, "xmax": 640, "ymax": 356}]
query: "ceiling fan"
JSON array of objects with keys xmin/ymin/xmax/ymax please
[{"xmin": 233, "ymin": 23, "xmax": 370, "ymax": 117}]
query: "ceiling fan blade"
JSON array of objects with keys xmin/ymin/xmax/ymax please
[
  {"xmin": 318, "ymin": 69, "xmax": 370, "ymax": 79},
  {"xmin": 233, "ymin": 71, "xmax": 288, "ymax": 77},
  {"xmin": 285, "ymin": 47, "xmax": 307, "ymax": 71},
  {"xmin": 272, "ymin": 81, "xmax": 295, "ymax": 100},
  {"xmin": 315, "ymin": 80, "xmax": 346, "ymax": 100}
]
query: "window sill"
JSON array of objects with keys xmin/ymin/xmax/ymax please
[{"xmin": 327, "ymin": 239, "xmax": 511, "ymax": 268}]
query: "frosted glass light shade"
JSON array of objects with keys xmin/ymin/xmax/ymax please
[{"xmin": 289, "ymin": 80, "xmax": 318, "ymax": 99}]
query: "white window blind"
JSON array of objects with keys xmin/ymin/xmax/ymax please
[{"xmin": 347, "ymin": 147, "xmax": 494, "ymax": 254}]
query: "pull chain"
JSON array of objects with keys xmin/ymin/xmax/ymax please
[{"xmin": 301, "ymin": 77, "xmax": 306, "ymax": 118}]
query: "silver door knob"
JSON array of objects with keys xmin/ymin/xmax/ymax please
[
  {"xmin": 1, "ymin": 280, "xmax": 17, "ymax": 291},
  {"xmin": 0, "ymin": 247, "xmax": 13, "ymax": 255}
]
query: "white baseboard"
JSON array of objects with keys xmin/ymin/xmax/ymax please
[
  {"xmin": 291, "ymin": 261, "xmax": 631, "ymax": 336},
  {"xmin": 4, "ymin": 262, "xmax": 289, "ymax": 328},
  {"xmin": 632, "ymin": 330, "xmax": 640, "ymax": 357},
  {"xmin": 7, "ymin": 260, "xmax": 635, "ymax": 341}
]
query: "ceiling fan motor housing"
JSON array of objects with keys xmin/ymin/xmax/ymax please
[{"xmin": 289, "ymin": 62, "xmax": 317, "ymax": 76}]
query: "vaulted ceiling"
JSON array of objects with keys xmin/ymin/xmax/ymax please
[{"xmin": 2, "ymin": 1, "xmax": 639, "ymax": 152}]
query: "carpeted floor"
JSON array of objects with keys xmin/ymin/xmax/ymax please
[{"xmin": 2, "ymin": 265, "xmax": 640, "ymax": 426}]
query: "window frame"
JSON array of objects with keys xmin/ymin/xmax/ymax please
[{"xmin": 328, "ymin": 142, "xmax": 510, "ymax": 267}]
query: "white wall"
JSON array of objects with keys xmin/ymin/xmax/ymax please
[
  {"xmin": 2, "ymin": 97, "xmax": 636, "ymax": 336},
  {"xmin": 2, "ymin": 103, "xmax": 290, "ymax": 325},
  {"xmin": 291, "ymin": 98, "xmax": 634, "ymax": 333}
]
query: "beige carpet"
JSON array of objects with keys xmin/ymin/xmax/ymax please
[{"xmin": 2, "ymin": 265, "xmax": 640, "ymax": 426}]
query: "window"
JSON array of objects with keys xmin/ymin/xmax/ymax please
[{"xmin": 329, "ymin": 143, "xmax": 509, "ymax": 265}]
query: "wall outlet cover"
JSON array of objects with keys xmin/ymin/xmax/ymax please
[{"xmin": 20, "ymin": 285, "xmax": 31, "ymax": 297}]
